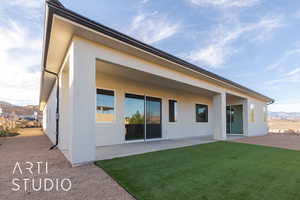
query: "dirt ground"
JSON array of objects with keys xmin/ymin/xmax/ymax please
[
  {"xmin": 0, "ymin": 128, "xmax": 134, "ymax": 200},
  {"xmin": 268, "ymin": 119, "xmax": 300, "ymax": 130},
  {"xmin": 234, "ymin": 134, "xmax": 300, "ymax": 151},
  {"xmin": 16, "ymin": 128, "xmax": 44, "ymax": 137}
]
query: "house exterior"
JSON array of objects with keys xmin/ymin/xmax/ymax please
[{"xmin": 40, "ymin": 0, "xmax": 274, "ymax": 165}]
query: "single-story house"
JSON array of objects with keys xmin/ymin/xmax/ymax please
[{"xmin": 40, "ymin": 0, "xmax": 274, "ymax": 165}]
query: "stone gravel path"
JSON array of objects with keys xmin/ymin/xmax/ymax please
[
  {"xmin": 233, "ymin": 134, "xmax": 300, "ymax": 151},
  {"xmin": 0, "ymin": 128, "xmax": 134, "ymax": 200}
]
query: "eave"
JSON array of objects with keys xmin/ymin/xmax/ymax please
[{"xmin": 39, "ymin": 0, "xmax": 274, "ymax": 110}]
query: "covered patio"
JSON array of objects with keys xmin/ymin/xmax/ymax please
[
  {"xmin": 58, "ymin": 57, "xmax": 251, "ymax": 162},
  {"xmin": 94, "ymin": 58, "xmax": 229, "ymax": 142},
  {"xmin": 52, "ymin": 52, "xmax": 253, "ymax": 164}
]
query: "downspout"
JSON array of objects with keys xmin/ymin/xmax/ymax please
[
  {"xmin": 44, "ymin": 69, "xmax": 60, "ymax": 150},
  {"xmin": 266, "ymin": 100, "xmax": 275, "ymax": 122},
  {"xmin": 267, "ymin": 100, "xmax": 275, "ymax": 105}
]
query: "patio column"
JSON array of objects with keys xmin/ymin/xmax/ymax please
[
  {"xmin": 242, "ymin": 98, "xmax": 249, "ymax": 136},
  {"xmin": 213, "ymin": 93, "xmax": 226, "ymax": 140},
  {"xmin": 68, "ymin": 40, "xmax": 96, "ymax": 165}
]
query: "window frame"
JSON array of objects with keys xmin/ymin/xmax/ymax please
[
  {"xmin": 250, "ymin": 104, "xmax": 255, "ymax": 123},
  {"xmin": 263, "ymin": 106, "xmax": 267, "ymax": 122},
  {"xmin": 168, "ymin": 99, "xmax": 178, "ymax": 123},
  {"xmin": 95, "ymin": 87, "xmax": 116, "ymax": 123},
  {"xmin": 195, "ymin": 104, "xmax": 208, "ymax": 123}
]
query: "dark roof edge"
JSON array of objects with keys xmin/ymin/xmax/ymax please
[
  {"xmin": 47, "ymin": 0, "xmax": 64, "ymax": 8},
  {"xmin": 45, "ymin": 0, "xmax": 274, "ymax": 102}
]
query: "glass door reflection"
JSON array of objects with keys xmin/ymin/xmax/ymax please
[
  {"xmin": 124, "ymin": 94, "xmax": 162, "ymax": 141},
  {"xmin": 146, "ymin": 96, "xmax": 162, "ymax": 139},
  {"xmin": 124, "ymin": 94, "xmax": 145, "ymax": 141},
  {"xmin": 226, "ymin": 105, "xmax": 243, "ymax": 135}
]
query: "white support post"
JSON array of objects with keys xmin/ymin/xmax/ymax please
[
  {"xmin": 213, "ymin": 93, "xmax": 226, "ymax": 140},
  {"xmin": 243, "ymin": 98, "xmax": 249, "ymax": 136},
  {"xmin": 68, "ymin": 40, "xmax": 96, "ymax": 165}
]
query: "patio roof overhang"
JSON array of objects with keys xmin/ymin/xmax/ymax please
[
  {"xmin": 96, "ymin": 59, "xmax": 219, "ymax": 97},
  {"xmin": 39, "ymin": 0, "xmax": 274, "ymax": 110}
]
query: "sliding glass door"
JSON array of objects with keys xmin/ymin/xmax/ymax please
[
  {"xmin": 226, "ymin": 105, "xmax": 243, "ymax": 135},
  {"xmin": 124, "ymin": 93, "xmax": 162, "ymax": 141},
  {"xmin": 124, "ymin": 94, "xmax": 145, "ymax": 141},
  {"xmin": 146, "ymin": 96, "xmax": 162, "ymax": 139}
]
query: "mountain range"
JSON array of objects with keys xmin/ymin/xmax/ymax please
[
  {"xmin": 0, "ymin": 101, "xmax": 42, "ymax": 119},
  {"xmin": 269, "ymin": 111, "xmax": 300, "ymax": 120}
]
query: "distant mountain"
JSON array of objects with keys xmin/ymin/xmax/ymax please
[
  {"xmin": 0, "ymin": 101, "xmax": 12, "ymax": 106},
  {"xmin": 269, "ymin": 112, "xmax": 300, "ymax": 120},
  {"xmin": 0, "ymin": 101, "xmax": 42, "ymax": 120}
]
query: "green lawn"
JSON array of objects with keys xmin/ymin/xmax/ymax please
[{"xmin": 96, "ymin": 141, "xmax": 300, "ymax": 200}]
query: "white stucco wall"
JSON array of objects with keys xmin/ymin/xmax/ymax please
[
  {"xmin": 42, "ymin": 71, "xmax": 74, "ymax": 161},
  {"xmin": 58, "ymin": 69, "xmax": 71, "ymax": 151},
  {"xmin": 68, "ymin": 41, "xmax": 96, "ymax": 164},
  {"xmin": 43, "ymin": 83, "xmax": 57, "ymax": 144},
  {"xmin": 225, "ymin": 96, "xmax": 268, "ymax": 136},
  {"xmin": 212, "ymin": 93, "xmax": 226, "ymax": 140},
  {"xmin": 247, "ymin": 98, "xmax": 268, "ymax": 136}
]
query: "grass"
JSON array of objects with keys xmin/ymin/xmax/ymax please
[{"xmin": 96, "ymin": 141, "xmax": 300, "ymax": 200}]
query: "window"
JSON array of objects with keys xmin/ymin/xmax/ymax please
[
  {"xmin": 47, "ymin": 108, "xmax": 50, "ymax": 125},
  {"xmin": 226, "ymin": 106, "xmax": 234, "ymax": 123},
  {"xmin": 250, "ymin": 104, "xmax": 255, "ymax": 122},
  {"xmin": 169, "ymin": 100, "xmax": 177, "ymax": 122},
  {"xmin": 263, "ymin": 106, "xmax": 267, "ymax": 122},
  {"xmin": 96, "ymin": 89, "xmax": 115, "ymax": 122},
  {"xmin": 196, "ymin": 104, "xmax": 208, "ymax": 122}
]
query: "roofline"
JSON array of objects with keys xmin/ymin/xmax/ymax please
[{"xmin": 41, "ymin": 0, "xmax": 274, "ymax": 104}]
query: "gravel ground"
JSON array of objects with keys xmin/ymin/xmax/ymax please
[
  {"xmin": 0, "ymin": 128, "xmax": 134, "ymax": 200},
  {"xmin": 234, "ymin": 134, "xmax": 300, "ymax": 151}
]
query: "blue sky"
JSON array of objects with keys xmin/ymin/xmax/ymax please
[{"xmin": 0, "ymin": 0, "xmax": 299, "ymax": 112}]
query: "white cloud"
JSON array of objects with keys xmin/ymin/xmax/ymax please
[
  {"xmin": 189, "ymin": 0, "xmax": 259, "ymax": 8},
  {"xmin": 286, "ymin": 67, "xmax": 300, "ymax": 76},
  {"xmin": 6, "ymin": 0, "xmax": 42, "ymax": 9},
  {"xmin": 129, "ymin": 12, "xmax": 181, "ymax": 44},
  {"xmin": 294, "ymin": 9, "xmax": 300, "ymax": 18},
  {"xmin": 266, "ymin": 48, "xmax": 300, "ymax": 71},
  {"xmin": 140, "ymin": 0, "xmax": 150, "ymax": 4},
  {"xmin": 266, "ymin": 67, "xmax": 300, "ymax": 85},
  {"xmin": 187, "ymin": 15, "xmax": 284, "ymax": 68},
  {"xmin": 187, "ymin": 44, "xmax": 234, "ymax": 67},
  {"xmin": 269, "ymin": 102, "xmax": 300, "ymax": 113},
  {"xmin": 0, "ymin": 8, "xmax": 42, "ymax": 105}
]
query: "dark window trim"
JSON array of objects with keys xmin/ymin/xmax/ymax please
[
  {"xmin": 125, "ymin": 93, "xmax": 144, "ymax": 99},
  {"xmin": 146, "ymin": 96, "xmax": 161, "ymax": 102},
  {"xmin": 169, "ymin": 99, "xmax": 177, "ymax": 123},
  {"xmin": 195, "ymin": 104, "xmax": 208, "ymax": 123},
  {"xmin": 96, "ymin": 88, "xmax": 115, "ymax": 123},
  {"xmin": 97, "ymin": 88, "xmax": 114, "ymax": 96}
]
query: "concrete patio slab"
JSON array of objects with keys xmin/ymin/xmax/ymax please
[
  {"xmin": 96, "ymin": 136, "xmax": 216, "ymax": 160},
  {"xmin": 226, "ymin": 135, "xmax": 246, "ymax": 140}
]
